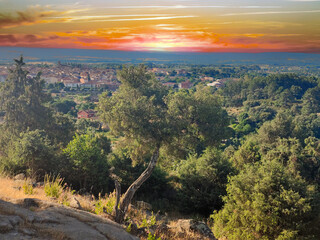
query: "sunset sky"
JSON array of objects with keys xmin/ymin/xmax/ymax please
[{"xmin": 0, "ymin": 0, "xmax": 319, "ymax": 52}]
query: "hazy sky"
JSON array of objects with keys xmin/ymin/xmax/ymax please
[{"xmin": 0, "ymin": 0, "xmax": 319, "ymax": 52}]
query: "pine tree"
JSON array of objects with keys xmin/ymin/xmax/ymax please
[{"xmin": 0, "ymin": 56, "xmax": 52, "ymax": 137}]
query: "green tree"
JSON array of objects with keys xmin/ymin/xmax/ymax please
[
  {"xmin": 99, "ymin": 65, "xmax": 230, "ymax": 222},
  {"xmin": 52, "ymin": 99, "xmax": 77, "ymax": 115},
  {"xmin": 0, "ymin": 57, "xmax": 74, "ymax": 148},
  {"xmin": 177, "ymin": 147, "xmax": 233, "ymax": 215},
  {"xmin": 0, "ymin": 57, "xmax": 52, "ymax": 137},
  {"xmin": 75, "ymin": 118, "xmax": 101, "ymax": 134},
  {"xmin": 165, "ymin": 86, "xmax": 231, "ymax": 159},
  {"xmin": 232, "ymin": 136, "xmax": 261, "ymax": 169},
  {"xmin": 212, "ymin": 160, "xmax": 320, "ymax": 240},
  {"xmin": 63, "ymin": 131, "xmax": 110, "ymax": 194},
  {"xmin": 108, "ymin": 147, "xmax": 173, "ymax": 210},
  {"xmin": 258, "ymin": 111, "xmax": 293, "ymax": 144},
  {"xmin": 1, "ymin": 130, "xmax": 56, "ymax": 178},
  {"xmin": 301, "ymin": 87, "xmax": 320, "ymax": 114},
  {"xmin": 99, "ymin": 65, "xmax": 170, "ymax": 222},
  {"xmin": 48, "ymin": 113, "xmax": 75, "ymax": 146}
]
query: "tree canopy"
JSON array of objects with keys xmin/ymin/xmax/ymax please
[
  {"xmin": 0, "ymin": 56, "xmax": 52, "ymax": 137},
  {"xmin": 98, "ymin": 65, "xmax": 231, "ymax": 222}
]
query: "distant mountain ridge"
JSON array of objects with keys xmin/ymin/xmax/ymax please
[{"xmin": 0, "ymin": 47, "xmax": 319, "ymax": 65}]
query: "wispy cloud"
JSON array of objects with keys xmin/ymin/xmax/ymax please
[
  {"xmin": 286, "ymin": 0, "xmax": 320, "ymax": 2},
  {"xmin": 212, "ymin": 21, "xmax": 303, "ymax": 29},
  {"xmin": 155, "ymin": 24, "xmax": 185, "ymax": 30},
  {"xmin": 221, "ymin": 9, "xmax": 320, "ymax": 16},
  {"xmin": 89, "ymin": 16, "xmax": 196, "ymax": 22},
  {"xmin": 49, "ymin": 14, "xmax": 172, "ymax": 22},
  {"xmin": 108, "ymin": 5, "xmax": 280, "ymax": 9}
]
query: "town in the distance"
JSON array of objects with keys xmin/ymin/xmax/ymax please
[{"xmin": 1, "ymin": 60, "xmax": 319, "ymax": 120}]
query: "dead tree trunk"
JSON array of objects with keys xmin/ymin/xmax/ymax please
[
  {"xmin": 112, "ymin": 180, "xmax": 121, "ymax": 219},
  {"xmin": 113, "ymin": 146, "xmax": 160, "ymax": 223}
]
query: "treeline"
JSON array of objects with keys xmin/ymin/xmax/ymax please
[
  {"xmin": 0, "ymin": 57, "xmax": 320, "ymax": 238},
  {"xmin": 213, "ymin": 73, "xmax": 320, "ymax": 239}
]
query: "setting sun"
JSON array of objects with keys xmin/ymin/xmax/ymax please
[{"xmin": 0, "ymin": 0, "xmax": 319, "ymax": 52}]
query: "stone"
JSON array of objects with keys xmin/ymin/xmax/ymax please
[
  {"xmin": 20, "ymin": 228, "xmax": 35, "ymax": 236},
  {"xmin": 21, "ymin": 198, "xmax": 40, "ymax": 208},
  {"xmin": 0, "ymin": 198, "xmax": 140, "ymax": 240},
  {"xmin": 14, "ymin": 173, "xmax": 25, "ymax": 181},
  {"xmin": 136, "ymin": 201, "xmax": 152, "ymax": 210},
  {"xmin": 174, "ymin": 219, "xmax": 216, "ymax": 240},
  {"xmin": 8, "ymin": 216, "xmax": 23, "ymax": 226},
  {"xmin": 190, "ymin": 222, "xmax": 216, "ymax": 239},
  {"xmin": 0, "ymin": 217, "xmax": 13, "ymax": 233},
  {"xmin": 175, "ymin": 219, "xmax": 193, "ymax": 232},
  {"xmin": 91, "ymin": 222, "xmax": 139, "ymax": 240}
]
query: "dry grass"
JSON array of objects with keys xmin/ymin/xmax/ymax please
[
  {"xmin": 0, "ymin": 176, "xmax": 213, "ymax": 240},
  {"xmin": 0, "ymin": 176, "xmax": 95, "ymax": 213},
  {"xmin": 0, "ymin": 176, "xmax": 50, "ymax": 201}
]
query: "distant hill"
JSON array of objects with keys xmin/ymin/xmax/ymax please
[{"xmin": 0, "ymin": 47, "xmax": 319, "ymax": 66}]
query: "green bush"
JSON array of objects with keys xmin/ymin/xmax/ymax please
[
  {"xmin": 138, "ymin": 212, "xmax": 157, "ymax": 228},
  {"xmin": 212, "ymin": 160, "xmax": 320, "ymax": 240},
  {"xmin": 177, "ymin": 147, "xmax": 234, "ymax": 215},
  {"xmin": 62, "ymin": 130, "xmax": 110, "ymax": 195},
  {"xmin": 94, "ymin": 191, "xmax": 116, "ymax": 215},
  {"xmin": 0, "ymin": 130, "xmax": 57, "ymax": 177},
  {"xmin": 44, "ymin": 174, "xmax": 65, "ymax": 198},
  {"xmin": 22, "ymin": 181, "xmax": 34, "ymax": 195}
]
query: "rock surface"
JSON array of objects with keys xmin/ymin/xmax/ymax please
[
  {"xmin": 174, "ymin": 219, "xmax": 216, "ymax": 240},
  {"xmin": 0, "ymin": 198, "xmax": 138, "ymax": 240},
  {"xmin": 136, "ymin": 201, "xmax": 152, "ymax": 211},
  {"xmin": 13, "ymin": 173, "xmax": 26, "ymax": 181}
]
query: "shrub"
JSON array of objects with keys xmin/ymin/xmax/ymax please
[
  {"xmin": 94, "ymin": 191, "xmax": 116, "ymax": 215},
  {"xmin": 1, "ymin": 130, "xmax": 57, "ymax": 177},
  {"xmin": 44, "ymin": 174, "xmax": 65, "ymax": 198},
  {"xmin": 147, "ymin": 233, "xmax": 161, "ymax": 240},
  {"xmin": 22, "ymin": 181, "xmax": 34, "ymax": 195},
  {"xmin": 177, "ymin": 147, "xmax": 234, "ymax": 215},
  {"xmin": 212, "ymin": 160, "xmax": 320, "ymax": 240},
  {"xmin": 63, "ymin": 131, "xmax": 110, "ymax": 195},
  {"xmin": 138, "ymin": 212, "xmax": 157, "ymax": 228}
]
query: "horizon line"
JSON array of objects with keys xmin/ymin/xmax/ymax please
[{"xmin": 0, "ymin": 46, "xmax": 319, "ymax": 55}]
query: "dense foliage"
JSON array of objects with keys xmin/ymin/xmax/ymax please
[
  {"xmin": 212, "ymin": 160, "xmax": 320, "ymax": 240},
  {"xmin": 1, "ymin": 58, "xmax": 320, "ymax": 238}
]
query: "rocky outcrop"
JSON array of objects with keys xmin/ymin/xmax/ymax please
[
  {"xmin": 173, "ymin": 219, "xmax": 216, "ymax": 240},
  {"xmin": 0, "ymin": 198, "xmax": 139, "ymax": 240}
]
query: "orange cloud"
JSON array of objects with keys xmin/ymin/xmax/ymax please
[
  {"xmin": 1, "ymin": 27, "xmax": 318, "ymax": 53},
  {"xmin": 0, "ymin": 6, "xmax": 89, "ymax": 29}
]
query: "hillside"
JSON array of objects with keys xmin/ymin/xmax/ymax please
[
  {"xmin": 0, "ymin": 177, "xmax": 138, "ymax": 240},
  {"xmin": 0, "ymin": 176, "xmax": 216, "ymax": 240}
]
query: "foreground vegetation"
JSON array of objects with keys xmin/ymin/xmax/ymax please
[{"xmin": 1, "ymin": 57, "xmax": 320, "ymax": 239}]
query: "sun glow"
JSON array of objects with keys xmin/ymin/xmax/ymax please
[
  {"xmin": 0, "ymin": 0, "xmax": 319, "ymax": 52},
  {"xmin": 128, "ymin": 34, "xmax": 201, "ymax": 51}
]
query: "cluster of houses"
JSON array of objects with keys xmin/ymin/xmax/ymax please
[
  {"xmin": 77, "ymin": 110, "xmax": 97, "ymax": 119},
  {"xmin": 8, "ymin": 64, "xmax": 121, "ymax": 90},
  {"xmin": 62, "ymin": 71, "xmax": 120, "ymax": 90},
  {"xmin": 0, "ymin": 64, "xmax": 240, "ymax": 91}
]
